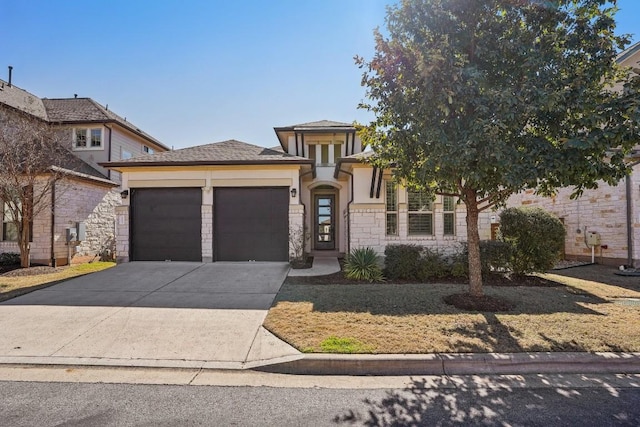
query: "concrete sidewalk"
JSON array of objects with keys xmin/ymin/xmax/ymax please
[{"xmin": 288, "ymin": 257, "xmax": 341, "ymax": 277}]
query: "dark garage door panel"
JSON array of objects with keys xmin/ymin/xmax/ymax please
[
  {"xmin": 131, "ymin": 188, "xmax": 202, "ymax": 262},
  {"xmin": 215, "ymin": 187, "xmax": 289, "ymax": 261}
]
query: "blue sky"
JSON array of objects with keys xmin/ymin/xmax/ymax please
[{"xmin": 1, "ymin": 0, "xmax": 638, "ymax": 150}]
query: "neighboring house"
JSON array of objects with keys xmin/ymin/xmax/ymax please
[
  {"xmin": 503, "ymin": 42, "xmax": 640, "ymax": 267},
  {"xmin": 104, "ymin": 120, "xmax": 492, "ymax": 263},
  {"xmin": 0, "ymin": 77, "xmax": 168, "ymax": 265}
]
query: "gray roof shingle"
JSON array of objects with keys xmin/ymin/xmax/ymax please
[
  {"xmin": 103, "ymin": 139, "xmax": 312, "ymax": 167},
  {"xmin": 42, "ymin": 98, "xmax": 168, "ymax": 149},
  {"xmin": 275, "ymin": 120, "xmax": 355, "ymax": 131},
  {"xmin": 0, "ymin": 79, "xmax": 48, "ymax": 120}
]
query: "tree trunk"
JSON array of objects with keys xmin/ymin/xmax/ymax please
[
  {"xmin": 19, "ymin": 217, "xmax": 30, "ymax": 268},
  {"xmin": 465, "ymin": 194, "xmax": 483, "ymax": 297}
]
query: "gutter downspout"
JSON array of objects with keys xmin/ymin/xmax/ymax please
[
  {"xmin": 625, "ymin": 159, "xmax": 640, "ymax": 267},
  {"xmin": 104, "ymin": 124, "xmax": 113, "ymax": 180},
  {"xmin": 50, "ymin": 180, "xmax": 56, "ymax": 267},
  {"xmin": 299, "ymin": 167, "xmax": 315, "ymax": 255},
  {"xmin": 336, "ymin": 168, "xmax": 354, "ymax": 255}
]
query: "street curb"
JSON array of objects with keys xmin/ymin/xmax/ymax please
[{"xmin": 253, "ymin": 352, "xmax": 640, "ymax": 376}]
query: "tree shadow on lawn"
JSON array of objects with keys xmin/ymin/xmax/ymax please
[
  {"xmin": 442, "ymin": 313, "xmax": 626, "ymax": 353},
  {"xmin": 332, "ymin": 375, "xmax": 640, "ymax": 426},
  {"xmin": 274, "ymin": 282, "xmax": 607, "ymax": 316}
]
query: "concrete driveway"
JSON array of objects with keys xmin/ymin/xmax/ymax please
[{"xmin": 0, "ymin": 262, "xmax": 301, "ymax": 369}]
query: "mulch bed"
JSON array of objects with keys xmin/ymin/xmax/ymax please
[
  {"xmin": 285, "ymin": 269, "xmax": 560, "ymax": 287},
  {"xmin": 1, "ymin": 266, "xmax": 65, "ymax": 277}
]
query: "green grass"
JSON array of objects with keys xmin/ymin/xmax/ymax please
[{"xmin": 319, "ymin": 336, "xmax": 376, "ymax": 353}]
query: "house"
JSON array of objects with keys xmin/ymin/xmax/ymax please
[
  {"xmin": 104, "ymin": 120, "xmax": 492, "ymax": 263},
  {"xmin": 503, "ymin": 41, "xmax": 640, "ymax": 267},
  {"xmin": 0, "ymin": 76, "xmax": 168, "ymax": 265}
]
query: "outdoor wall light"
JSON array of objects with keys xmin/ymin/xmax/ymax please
[
  {"xmin": 290, "ymin": 188, "xmax": 297, "ymax": 198},
  {"xmin": 120, "ymin": 189, "xmax": 129, "ymax": 199}
]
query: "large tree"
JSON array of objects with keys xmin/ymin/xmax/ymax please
[
  {"xmin": 0, "ymin": 109, "xmax": 74, "ymax": 268},
  {"xmin": 357, "ymin": 0, "xmax": 640, "ymax": 296}
]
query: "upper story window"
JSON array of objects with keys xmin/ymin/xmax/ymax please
[
  {"xmin": 408, "ymin": 189, "xmax": 434, "ymax": 235},
  {"xmin": 73, "ymin": 128, "xmax": 102, "ymax": 150},
  {"xmin": 143, "ymin": 146, "xmax": 154, "ymax": 154},
  {"xmin": 307, "ymin": 140, "xmax": 344, "ymax": 166}
]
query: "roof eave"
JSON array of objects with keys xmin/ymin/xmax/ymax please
[{"xmin": 100, "ymin": 159, "xmax": 315, "ymax": 169}]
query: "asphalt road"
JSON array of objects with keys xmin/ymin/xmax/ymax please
[{"xmin": 2, "ymin": 377, "xmax": 640, "ymax": 426}]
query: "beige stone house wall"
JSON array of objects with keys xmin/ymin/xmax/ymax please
[{"xmin": 504, "ymin": 166, "xmax": 640, "ymax": 266}]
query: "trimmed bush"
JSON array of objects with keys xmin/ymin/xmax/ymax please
[
  {"xmin": 384, "ymin": 244, "xmax": 423, "ymax": 280},
  {"xmin": 480, "ymin": 240, "xmax": 513, "ymax": 273},
  {"xmin": 344, "ymin": 247, "xmax": 384, "ymax": 282},
  {"xmin": 0, "ymin": 252, "xmax": 20, "ymax": 266},
  {"xmin": 418, "ymin": 248, "xmax": 449, "ymax": 279},
  {"xmin": 500, "ymin": 207, "xmax": 566, "ymax": 274},
  {"xmin": 449, "ymin": 241, "xmax": 512, "ymax": 277}
]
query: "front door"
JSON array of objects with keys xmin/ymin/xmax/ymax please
[{"xmin": 314, "ymin": 194, "xmax": 335, "ymax": 250}]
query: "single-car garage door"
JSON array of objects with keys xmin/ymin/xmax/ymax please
[
  {"xmin": 131, "ymin": 188, "xmax": 202, "ymax": 261},
  {"xmin": 214, "ymin": 187, "xmax": 289, "ymax": 261}
]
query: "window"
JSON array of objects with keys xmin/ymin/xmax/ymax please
[
  {"xmin": 321, "ymin": 144, "xmax": 329, "ymax": 165},
  {"xmin": 74, "ymin": 129, "xmax": 87, "ymax": 148},
  {"xmin": 2, "ymin": 187, "xmax": 33, "ymax": 242},
  {"xmin": 143, "ymin": 146, "xmax": 154, "ymax": 154},
  {"xmin": 308, "ymin": 144, "xmax": 316, "ymax": 162},
  {"xmin": 73, "ymin": 128, "xmax": 102, "ymax": 149},
  {"xmin": 443, "ymin": 196, "xmax": 456, "ymax": 235},
  {"xmin": 2, "ymin": 202, "xmax": 18, "ymax": 241},
  {"xmin": 408, "ymin": 189, "xmax": 433, "ymax": 235},
  {"xmin": 121, "ymin": 150, "xmax": 132, "ymax": 160},
  {"xmin": 333, "ymin": 143, "xmax": 343, "ymax": 163},
  {"xmin": 385, "ymin": 181, "xmax": 398, "ymax": 235}
]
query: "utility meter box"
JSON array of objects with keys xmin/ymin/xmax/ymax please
[
  {"xmin": 586, "ymin": 231, "xmax": 601, "ymax": 246},
  {"xmin": 66, "ymin": 227, "xmax": 77, "ymax": 242},
  {"xmin": 76, "ymin": 222, "xmax": 86, "ymax": 241}
]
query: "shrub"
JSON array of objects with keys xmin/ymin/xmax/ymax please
[
  {"xmin": 384, "ymin": 244, "xmax": 422, "ymax": 280},
  {"xmin": 0, "ymin": 252, "xmax": 20, "ymax": 266},
  {"xmin": 344, "ymin": 247, "xmax": 384, "ymax": 282},
  {"xmin": 480, "ymin": 240, "xmax": 513, "ymax": 273},
  {"xmin": 418, "ymin": 248, "xmax": 450, "ymax": 279},
  {"xmin": 448, "ymin": 241, "xmax": 513, "ymax": 277},
  {"xmin": 500, "ymin": 207, "xmax": 566, "ymax": 274}
]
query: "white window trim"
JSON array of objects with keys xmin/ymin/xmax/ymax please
[
  {"xmin": 407, "ymin": 190, "xmax": 434, "ymax": 236},
  {"xmin": 443, "ymin": 196, "xmax": 456, "ymax": 236},
  {"xmin": 385, "ymin": 181, "xmax": 398, "ymax": 236},
  {"xmin": 72, "ymin": 127, "xmax": 104, "ymax": 151}
]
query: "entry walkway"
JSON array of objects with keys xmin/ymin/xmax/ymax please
[{"xmin": 287, "ymin": 257, "xmax": 341, "ymax": 277}]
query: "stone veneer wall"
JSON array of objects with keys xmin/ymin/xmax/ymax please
[
  {"xmin": 52, "ymin": 180, "xmax": 118, "ymax": 265},
  {"xmin": 202, "ymin": 204, "xmax": 213, "ymax": 262},
  {"xmin": 349, "ymin": 203, "xmax": 492, "ymax": 256},
  {"xmin": 115, "ymin": 205, "xmax": 129, "ymax": 263},
  {"xmin": 505, "ymin": 170, "xmax": 639, "ymax": 266},
  {"xmin": 75, "ymin": 188, "xmax": 120, "ymax": 259},
  {"xmin": 289, "ymin": 204, "xmax": 305, "ymax": 259}
]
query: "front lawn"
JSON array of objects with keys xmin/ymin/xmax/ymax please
[
  {"xmin": 263, "ymin": 266, "xmax": 640, "ymax": 354},
  {"xmin": 0, "ymin": 262, "xmax": 115, "ymax": 302}
]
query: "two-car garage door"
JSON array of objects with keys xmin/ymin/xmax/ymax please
[{"xmin": 130, "ymin": 187, "xmax": 288, "ymax": 262}]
